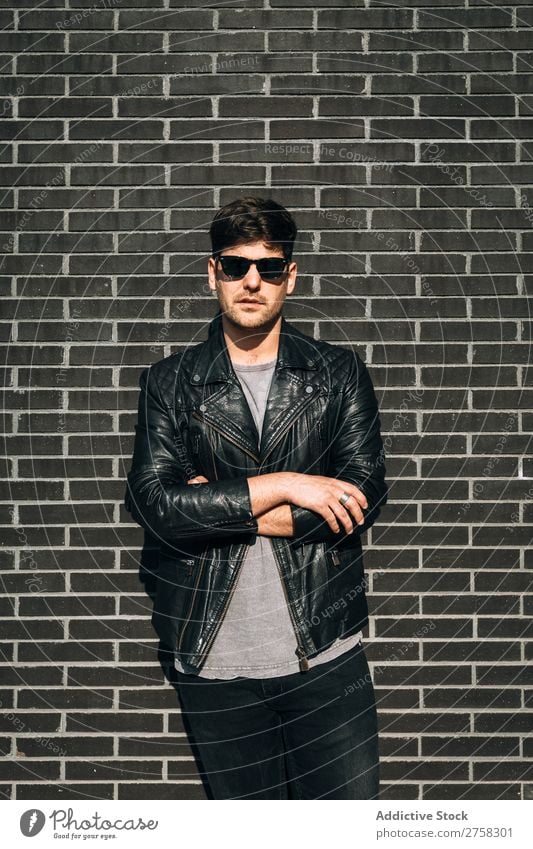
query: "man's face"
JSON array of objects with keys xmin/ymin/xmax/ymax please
[{"xmin": 207, "ymin": 240, "xmax": 297, "ymax": 331}]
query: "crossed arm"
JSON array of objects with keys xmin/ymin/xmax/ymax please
[
  {"xmin": 186, "ymin": 476, "xmax": 358, "ymax": 538},
  {"xmin": 257, "ymin": 503, "xmax": 295, "ymax": 536},
  {"xmin": 252, "ymin": 351, "xmax": 387, "ymax": 545},
  {"xmin": 125, "ymin": 352, "xmax": 387, "ymax": 547},
  {"xmin": 186, "ymin": 473, "xmax": 369, "ymax": 538}
]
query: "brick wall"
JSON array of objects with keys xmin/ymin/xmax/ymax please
[{"xmin": 1, "ymin": 0, "xmax": 531, "ymax": 801}]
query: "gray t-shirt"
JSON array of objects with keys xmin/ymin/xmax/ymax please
[{"xmin": 175, "ymin": 358, "xmax": 362, "ymax": 679}]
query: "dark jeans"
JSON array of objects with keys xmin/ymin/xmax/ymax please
[{"xmin": 175, "ymin": 640, "xmax": 379, "ymax": 799}]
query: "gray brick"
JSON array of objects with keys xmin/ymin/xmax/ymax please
[{"xmin": 2, "ymin": 0, "xmax": 530, "ymax": 804}]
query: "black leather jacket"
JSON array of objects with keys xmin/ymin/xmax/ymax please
[{"xmin": 125, "ymin": 310, "xmax": 387, "ymax": 673}]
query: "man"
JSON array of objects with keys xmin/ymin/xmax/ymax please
[{"xmin": 125, "ymin": 196, "xmax": 388, "ymax": 799}]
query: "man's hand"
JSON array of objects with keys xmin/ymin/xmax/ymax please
[
  {"xmin": 281, "ymin": 472, "xmax": 368, "ymax": 535},
  {"xmin": 247, "ymin": 472, "xmax": 368, "ymax": 536},
  {"xmin": 187, "ymin": 475, "xmax": 209, "ymax": 484}
]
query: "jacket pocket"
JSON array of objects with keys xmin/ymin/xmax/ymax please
[
  {"xmin": 190, "ymin": 428, "xmax": 218, "ymax": 481},
  {"xmin": 325, "ymin": 543, "xmax": 366, "ymax": 612}
]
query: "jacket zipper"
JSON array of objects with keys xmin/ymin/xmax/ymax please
[
  {"xmin": 185, "ymin": 416, "xmax": 257, "ymax": 668},
  {"xmin": 178, "ymin": 540, "xmax": 310, "ymax": 673},
  {"xmin": 175, "ymin": 486, "xmax": 311, "ymax": 670},
  {"xmin": 191, "ymin": 410, "xmax": 260, "ymax": 463},
  {"xmin": 257, "ymin": 386, "xmax": 319, "ymax": 475},
  {"xmin": 189, "ymin": 385, "xmax": 320, "ymax": 672},
  {"xmin": 177, "ymin": 548, "xmax": 208, "ymax": 654},
  {"xmin": 255, "ymin": 388, "xmax": 320, "ymax": 671},
  {"xmin": 210, "ymin": 432, "xmax": 219, "ymax": 481},
  {"xmin": 180, "ymin": 541, "xmax": 250, "ymax": 665},
  {"xmin": 270, "ymin": 540, "xmax": 309, "ymax": 672},
  {"xmin": 192, "ymin": 426, "xmax": 219, "ymax": 482},
  {"xmin": 317, "ymin": 419, "xmax": 325, "ymax": 456}
]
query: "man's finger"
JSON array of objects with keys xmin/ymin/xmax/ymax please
[{"xmin": 337, "ymin": 482, "xmax": 368, "ymax": 509}]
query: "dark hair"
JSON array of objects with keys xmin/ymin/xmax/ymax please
[{"xmin": 209, "ymin": 196, "xmax": 298, "ymax": 261}]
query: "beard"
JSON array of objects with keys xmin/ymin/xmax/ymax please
[{"xmin": 216, "ymin": 288, "xmax": 285, "ymax": 333}]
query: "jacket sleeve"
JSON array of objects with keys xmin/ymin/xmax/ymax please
[
  {"xmin": 124, "ymin": 366, "xmax": 258, "ymax": 544},
  {"xmin": 289, "ymin": 351, "xmax": 387, "ymax": 546}
]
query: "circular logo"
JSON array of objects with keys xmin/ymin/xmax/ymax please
[{"xmin": 20, "ymin": 809, "xmax": 45, "ymax": 837}]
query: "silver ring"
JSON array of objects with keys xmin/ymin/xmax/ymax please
[{"xmin": 338, "ymin": 492, "xmax": 352, "ymax": 506}]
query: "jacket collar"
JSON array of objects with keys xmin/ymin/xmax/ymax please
[{"xmin": 188, "ymin": 309, "xmax": 321, "ymax": 384}]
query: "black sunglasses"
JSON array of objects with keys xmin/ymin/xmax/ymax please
[{"xmin": 213, "ymin": 253, "xmax": 289, "ymax": 283}]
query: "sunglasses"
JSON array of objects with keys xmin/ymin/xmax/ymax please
[{"xmin": 213, "ymin": 253, "xmax": 289, "ymax": 283}]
